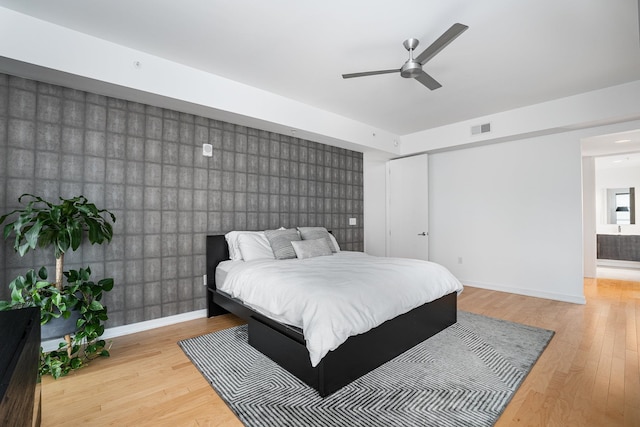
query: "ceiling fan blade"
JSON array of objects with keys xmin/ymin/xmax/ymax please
[
  {"xmin": 342, "ymin": 69, "xmax": 400, "ymax": 79},
  {"xmin": 415, "ymin": 71, "xmax": 442, "ymax": 90},
  {"xmin": 415, "ymin": 23, "xmax": 468, "ymax": 65}
]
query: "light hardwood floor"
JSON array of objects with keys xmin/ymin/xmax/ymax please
[{"xmin": 41, "ymin": 278, "xmax": 640, "ymax": 426}]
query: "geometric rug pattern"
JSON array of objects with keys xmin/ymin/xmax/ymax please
[{"xmin": 179, "ymin": 311, "xmax": 554, "ymax": 427}]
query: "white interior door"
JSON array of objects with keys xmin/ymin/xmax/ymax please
[{"xmin": 388, "ymin": 154, "xmax": 429, "ymax": 260}]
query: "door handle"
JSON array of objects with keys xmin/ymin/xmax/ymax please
[{"xmin": 417, "ymin": 232, "xmax": 427, "ymax": 236}]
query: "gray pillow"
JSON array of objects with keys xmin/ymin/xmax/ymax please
[
  {"xmin": 291, "ymin": 238, "xmax": 333, "ymax": 259},
  {"xmin": 264, "ymin": 228, "xmax": 301, "ymax": 260},
  {"xmin": 297, "ymin": 226, "xmax": 337, "ymax": 252}
]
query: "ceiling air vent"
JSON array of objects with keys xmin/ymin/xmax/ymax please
[{"xmin": 471, "ymin": 123, "xmax": 491, "ymax": 135}]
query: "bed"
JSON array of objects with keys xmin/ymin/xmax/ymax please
[{"xmin": 206, "ymin": 232, "xmax": 460, "ymax": 397}]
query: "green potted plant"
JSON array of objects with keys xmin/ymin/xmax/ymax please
[{"xmin": 0, "ymin": 194, "xmax": 116, "ymax": 378}]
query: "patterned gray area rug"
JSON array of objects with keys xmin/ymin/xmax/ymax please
[{"xmin": 179, "ymin": 311, "xmax": 554, "ymax": 427}]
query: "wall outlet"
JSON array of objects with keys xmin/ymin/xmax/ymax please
[
  {"xmin": 349, "ymin": 218, "xmax": 357, "ymax": 226},
  {"xmin": 203, "ymin": 274, "xmax": 207, "ymax": 286}
]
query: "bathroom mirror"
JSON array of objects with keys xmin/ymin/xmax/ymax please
[{"xmin": 606, "ymin": 187, "xmax": 635, "ymax": 224}]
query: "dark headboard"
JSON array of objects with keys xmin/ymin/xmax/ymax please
[
  {"xmin": 206, "ymin": 235, "xmax": 229, "ymax": 291},
  {"xmin": 206, "ymin": 234, "xmax": 271, "ymax": 320}
]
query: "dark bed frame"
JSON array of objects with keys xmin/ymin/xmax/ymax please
[{"xmin": 206, "ymin": 234, "xmax": 457, "ymax": 397}]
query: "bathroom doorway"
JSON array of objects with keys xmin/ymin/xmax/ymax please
[{"xmin": 582, "ymin": 129, "xmax": 640, "ymax": 281}]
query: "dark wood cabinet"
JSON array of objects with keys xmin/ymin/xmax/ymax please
[
  {"xmin": 597, "ymin": 234, "xmax": 640, "ymax": 261},
  {"xmin": 0, "ymin": 307, "xmax": 41, "ymax": 427}
]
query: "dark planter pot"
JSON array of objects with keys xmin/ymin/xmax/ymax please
[{"xmin": 41, "ymin": 310, "xmax": 81, "ymax": 341}]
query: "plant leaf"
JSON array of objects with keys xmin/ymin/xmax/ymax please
[
  {"xmin": 99, "ymin": 278, "xmax": 114, "ymax": 291},
  {"xmin": 87, "ymin": 219, "xmax": 100, "ymax": 244},
  {"xmin": 57, "ymin": 230, "xmax": 70, "ymax": 255},
  {"xmin": 70, "ymin": 357, "xmax": 82, "ymax": 369},
  {"xmin": 89, "ymin": 300, "xmax": 103, "ymax": 311},
  {"xmin": 17, "ymin": 242, "xmax": 31, "ymax": 257},
  {"xmin": 38, "ymin": 266, "xmax": 48, "ymax": 280},
  {"xmin": 35, "ymin": 280, "xmax": 51, "ymax": 289},
  {"xmin": 23, "ymin": 219, "xmax": 43, "ymax": 250},
  {"xmin": 69, "ymin": 221, "xmax": 82, "ymax": 251}
]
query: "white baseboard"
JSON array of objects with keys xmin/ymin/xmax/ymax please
[
  {"xmin": 597, "ymin": 259, "xmax": 640, "ymax": 269},
  {"xmin": 41, "ymin": 309, "xmax": 208, "ymax": 352},
  {"xmin": 462, "ymin": 280, "xmax": 586, "ymax": 305}
]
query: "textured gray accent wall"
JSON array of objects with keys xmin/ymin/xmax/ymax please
[{"xmin": 0, "ymin": 73, "xmax": 364, "ymax": 327}]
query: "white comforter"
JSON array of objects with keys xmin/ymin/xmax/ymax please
[{"xmin": 217, "ymin": 252, "xmax": 463, "ymax": 366}]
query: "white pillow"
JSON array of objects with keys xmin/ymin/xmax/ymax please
[
  {"xmin": 291, "ymin": 238, "xmax": 333, "ymax": 259},
  {"xmin": 238, "ymin": 232, "xmax": 275, "ymax": 261},
  {"xmin": 224, "ymin": 231, "xmax": 265, "ymax": 261},
  {"xmin": 328, "ymin": 233, "xmax": 340, "ymax": 252}
]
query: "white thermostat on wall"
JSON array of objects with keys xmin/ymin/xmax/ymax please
[{"xmin": 202, "ymin": 143, "xmax": 213, "ymax": 157}]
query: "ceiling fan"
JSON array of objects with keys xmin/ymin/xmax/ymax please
[{"xmin": 342, "ymin": 23, "xmax": 469, "ymax": 90}]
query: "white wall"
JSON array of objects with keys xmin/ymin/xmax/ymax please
[
  {"xmin": 363, "ymin": 152, "xmax": 389, "ymax": 256},
  {"xmin": 582, "ymin": 157, "xmax": 597, "ymax": 278},
  {"xmin": 595, "ymin": 164, "xmax": 640, "ymax": 235},
  {"xmin": 428, "ymin": 133, "xmax": 585, "ymax": 304}
]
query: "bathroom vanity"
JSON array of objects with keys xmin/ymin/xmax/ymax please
[{"xmin": 597, "ymin": 234, "xmax": 640, "ymax": 262}]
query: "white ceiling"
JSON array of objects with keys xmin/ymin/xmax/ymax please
[
  {"xmin": 1, "ymin": 0, "xmax": 639, "ymax": 137},
  {"xmin": 583, "ymin": 129, "xmax": 640, "ymax": 169}
]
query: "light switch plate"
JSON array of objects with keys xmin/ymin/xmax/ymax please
[{"xmin": 349, "ymin": 218, "xmax": 357, "ymax": 226}]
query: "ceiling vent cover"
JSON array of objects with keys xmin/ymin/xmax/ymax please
[{"xmin": 471, "ymin": 123, "xmax": 491, "ymax": 135}]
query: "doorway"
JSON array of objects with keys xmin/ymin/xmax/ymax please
[{"xmin": 582, "ymin": 129, "xmax": 640, "ymax": 280}]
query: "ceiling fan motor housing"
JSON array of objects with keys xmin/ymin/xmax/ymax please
[{"xmin": 401, "ymin": 61, "xmax": 422, "ymax": 78}]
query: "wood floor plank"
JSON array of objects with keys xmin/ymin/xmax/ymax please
[{"xmin": 40, "ymin": 278, "xmax": 639, "ymax": 426}]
